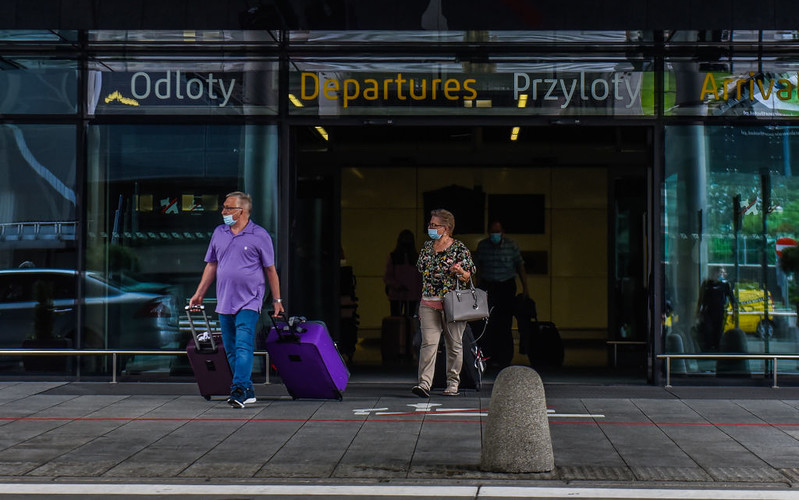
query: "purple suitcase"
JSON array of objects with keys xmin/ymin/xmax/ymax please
[
  {"xmin": 266, "ymin": 315, "xmax": 349, "ymax": 400},
  {"xmin": 184, "ymin": 306, "xmax": 233, "ymax": 400}
]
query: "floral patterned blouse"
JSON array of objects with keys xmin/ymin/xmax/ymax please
[{"xmin": 416, "ymin": 239, "xmax": 476, "ymax": 298}]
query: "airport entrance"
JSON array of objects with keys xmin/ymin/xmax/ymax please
[{"xmin": 289, "ymin": 124, "xmax": 653, "ymax": 383}]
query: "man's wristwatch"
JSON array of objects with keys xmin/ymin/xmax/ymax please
[{"xmin": 273, "ymin": 298, "xmax": 282, "ymax": 303}]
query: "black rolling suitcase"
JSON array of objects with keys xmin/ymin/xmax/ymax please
[
  {"xmin": 432, "ymin": 323, "xmax": 486, "ymax": 391},
  {"xmin": 528, "ymin": 321, "xmax": 565, "ymax": 370},
  {"xmin": 184, "ymin": 305, "xmax": 233, "ymax": 400}
]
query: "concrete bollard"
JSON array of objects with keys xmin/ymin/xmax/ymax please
[{"xmin": 480, "ymin": 365, "xmax": 554, "ymax": 473}]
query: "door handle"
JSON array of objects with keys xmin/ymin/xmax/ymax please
[{"xmin": 53, "ymin": 308, "xmax": 73, "ymax": 313}]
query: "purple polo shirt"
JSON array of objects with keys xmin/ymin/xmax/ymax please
[{"xmin": 204, "ymin": 221, "xmax": 275, "ymax": 315}]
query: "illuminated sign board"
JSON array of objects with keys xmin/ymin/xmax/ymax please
[
  {"xmin": 93, "ymin": 69, "xmax": 277, "ymax": 115},
  {"xmin": 291, "ymin": 70, "xmax": 651, "ymax": 115}
]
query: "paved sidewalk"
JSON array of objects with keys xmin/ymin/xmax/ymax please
[{"xmin": 1, "ymin": 375, "xmax": 799, "ymax": 490}]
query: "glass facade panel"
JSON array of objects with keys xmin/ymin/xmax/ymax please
[
  {"xmin": 729, "ymin": 31, "xmax": 799, "ymax": 42},
  {"xmin": 0, "ymin": 124, "xmax": 77, "ymax": 269},
  {"xmin": 289, "ymin": 58, "xmax": 653, "ymax": 116},
  {"xmin": 89, "ymin": 60, "xmax": 278, "ymax": 115},
  {"xmin": 666, "ymin": 58, "xmax": 799, "ymax": 118},
  {"xmin": 86, "ymin": 124, "xmax": 278, "ymax": 374},
  {"xmin": 0, "ymin": 124, "xmax": 77, "ymax": 373},
  {"xmin": 664, "ymin": 125, "xmax": 799, "ymax": 377},
  {"xmin": 0, "ymin": 59, "xmax": 77, "ymax": 114},
  {"xmin": 289, "ymin": 30, "xmax": 637, "ymax": 44},
  {"xmin": 88, "ymin": 30, "xmax": 279, "ymax": 44},
  {"xmin": 0, "ymin": 30, "xmax": 78, "ymax": 42}
]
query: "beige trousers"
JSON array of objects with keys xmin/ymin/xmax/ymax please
[{"xmin": 417, "ymin": 304, "xmax": 465, "ymax": 390}]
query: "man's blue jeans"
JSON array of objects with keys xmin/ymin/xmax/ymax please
[{"xmin": 218, "ymin": 309, "xmax": 259, "ymax": 392}]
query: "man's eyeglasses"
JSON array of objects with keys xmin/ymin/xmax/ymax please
[{"xmin": 221, "ymin": 206, "xmax": 244, "ymax": 213}]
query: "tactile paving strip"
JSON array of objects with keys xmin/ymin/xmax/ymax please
[
  {"xmin": 631, "ymin": 466, "xmax": 712, "ymax": 482},
  {"xmin": 706, "ymin": 467, "xmax": 788, "ymax": 483},
  {"xmin": 556, "ymin": 466, "xmax": 634, "ymax": 481},
  {"xmin": 777, "ymin": 468, "xmax": 799, "ymax": 484}
]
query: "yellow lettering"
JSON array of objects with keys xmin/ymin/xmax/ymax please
[
  {"xmin": 396, "ymin": 73, "xmax": 406, "ymax": 100},
  {"xmin": 342, "ymin": 79, "xmax": 360, "ymax": 108},
  {"xmin": 383, "ymin": 78, "xmax": 392, "ymax": 100},
  {"xmin": 756, "ymin": 78, "xmax": 774, "ymax": 100},
  {"xmin": 363, "ymin": 79, "xmax": 379, "ymax": 100},
  {"xmin": 443, "ymin": 79, "xmax": 461, "ymax": 100},
  {"xmin": 777, "ymin": 79, "xmax": 792, "ymax": 100},
  {"xmin": 432, "ymin": 78, "xmax": 442, "ymax": 100},
  {"xmin": 700, "ymin": 73, "xmax": 718, "ymax": 100},
  {"xmin": 736, "ymin": 79, "xmax": 746, "ymax": 100},
  {"xmin": 300, "ymin": 75, "xmax": 482, "ymax": 105},
  {"xmin": 409, "ymin": 79, "xmax": 426, "ymax": 100},
  {"xmin": 462, "ymin": 79, "xmax": 477, "ymax": 100},
  {"xmin": 323, "ymin": 79, "xmax": 339, "ymax": 100},
  {"xmin": 723, "ymin": 78, "xmax": 734, "ymax": 100},
  {"xmin": 301, "ymin": 72, "xmax": 319, "ymax": 100},
  {"xmin": 749, "ymin": 78, "xmax": 755, "ymax": 100}
]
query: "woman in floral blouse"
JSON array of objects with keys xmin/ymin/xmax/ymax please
[{"xmin": 412, "ymin": 209, "xmax": 476, "ymax": 397}]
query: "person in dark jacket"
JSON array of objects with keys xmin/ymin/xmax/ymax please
[
  {"xmin": 474, "ymin": 221, "xmax": 528, "ymax": 368},
  {"xmin": 697, "ymin": 268, "xmax": 736, "ymax": 352}
]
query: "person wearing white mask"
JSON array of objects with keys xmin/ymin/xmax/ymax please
[
  {"xmin": 474, "ymin": 220, "xmax": 528, "ymax": 369},
  {"xmin": 189, "ymin": 191, "xmax": 284, "ymax": 408},
  {"xmin": 412, "ymin": 209, "xmax": 476, "ymax": 397}
]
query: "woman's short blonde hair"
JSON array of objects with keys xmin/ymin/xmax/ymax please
[
  {"xmin": 430, "ymin": 209, "xmax": 455, "ymax": 235},
  {"xmin": 225, "ymin": 191, "xmax": 252, "ymax": 213}
]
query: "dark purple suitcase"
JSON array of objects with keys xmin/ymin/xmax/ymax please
[
  {"xmin": 184, "ymin": 306, "xmax": 232, "ymax": 400},
  {"xmin": 266, "ymin": 315, "xmax": 349, "ymax": 400}
]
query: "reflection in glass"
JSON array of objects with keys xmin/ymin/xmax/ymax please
[
  {"xmin": 0, "ymin": 30, "xmax": 78, "ymax": 42},
  {"xmin": 0, "ymin": 59, "xmax": 77, "ymax": 114},
  {"xmin": 664, "ymin": 125, "xmax": 799, "ymax": 379},
  {"xmin": 0, "ymin": 125, "xmax": 77, "ymax": 268},
  {"xmin": 289, "ymin": 30, "xmax": 635, "ymax": 44},
  {"xmin": 88, "ymin": 30, "xmax": 279, "ymax": 43},
  {"xmin": 86, "ymin": 124, "xmax": 277, "ymax": 375}
]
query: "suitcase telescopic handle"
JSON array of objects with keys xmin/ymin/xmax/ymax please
[
  {"xmin": 185, "ymin": 305, "xmax": 217, "ymax": 351},
  {"xmin": 269, "ymin": 312, "xmax": 307, "ymax": 341}
]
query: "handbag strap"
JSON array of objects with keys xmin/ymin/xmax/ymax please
[{"xmin": 454, "ymin": 276, "xmax": 476, "ymax": 291}]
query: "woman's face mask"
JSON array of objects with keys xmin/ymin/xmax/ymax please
[{"xmin": 427, "ymin": 228, "xmax": 442, "ymax": 240}]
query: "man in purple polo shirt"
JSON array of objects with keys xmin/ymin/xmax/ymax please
[{"xmin": 189, "ymin": 191, "xmax": 284, "ymax": 408}]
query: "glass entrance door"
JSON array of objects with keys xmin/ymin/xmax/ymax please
[{"xmin": 609, "ymin": 174, "xmax": 649, "ymax": 376}]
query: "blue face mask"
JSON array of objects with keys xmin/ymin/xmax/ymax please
[
  {"xmin": 427, "ymin": 228, "xmax": 442, "ymax": 240},
  {"xmin": 489, "ymin": 233, "xmax": 502, "ymax": 244},
  {"xmin": 222, "ymin": 214, "xmax": 236, "ymax": 226}
]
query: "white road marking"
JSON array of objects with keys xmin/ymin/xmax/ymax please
[
  {"xmin": 548, "ymin": 413, "xmax": 605, "ymax": 418},
  {"xmin": 407, "ymin": 402, "xmax": 441, "ymax": 411},
  {"xmin": 354, "ymin": 403, "xmax": 603, "ymax": 419},
  {"xmin": 352, "ymin": 407, "xmax": 389, "ymax": 416},
  {"xmin": 0, "ymin": 484, "xmax": 793, "ymax": 499}
]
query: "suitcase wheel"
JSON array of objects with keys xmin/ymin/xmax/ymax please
[
  {"xmin": 335, "ymin": 390, "xmax": 343, "ymax": 401},
  {"xmin": 203, "ymin": 395, "xmax": 211, "ymax": 401}
]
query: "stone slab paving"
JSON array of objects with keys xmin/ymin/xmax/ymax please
[{"xmin": 0, "ymin": 381, "xmax": 795, "ymax": 486}]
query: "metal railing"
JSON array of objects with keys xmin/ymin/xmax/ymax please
[
  {"xmin": 657, "ymin": 354, "xmax": 799, "ymax": 388},
  {"xmin": 0, "ymin": 349, "xmax": 271, "ymax": 384}
]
